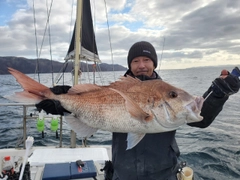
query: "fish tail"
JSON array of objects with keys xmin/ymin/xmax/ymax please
[{"xmin": 7, "ymin": 67, "xmax": 52, "ymax": 103}]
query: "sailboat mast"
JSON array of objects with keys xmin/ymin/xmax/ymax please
[
  {"xmin": 74, "ymin": 0, "xmax": 83, "ymax": 85},
  {"xmin": 71, "ymin": 0, "xmax": 83, "ymax": 148}
]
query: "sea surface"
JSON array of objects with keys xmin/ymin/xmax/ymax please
[{"xmin": 0, "ymin": 66, "xmax": 240, "ymax": 180}]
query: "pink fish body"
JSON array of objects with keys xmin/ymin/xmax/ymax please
[{"xmin": 6, "ymin": 68, "xmax": 204, "ymax": 149}]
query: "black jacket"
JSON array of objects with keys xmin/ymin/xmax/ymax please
[{"xmin": 112, "ymin": 70, "xmax": 228, "ymax": 180}]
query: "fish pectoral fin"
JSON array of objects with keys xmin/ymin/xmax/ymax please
[
  {"xmin": 126, "ymin": 133, "xmax": 145, "ymax": 150},
  {"xmin": 110, "ymin": 88, "xmax": 153, "ymax": 122},
  {"xmin": 64, "ymin": 114, "xmax": 97, "ymax": 138}
]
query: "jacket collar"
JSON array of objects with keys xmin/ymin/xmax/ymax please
[{"xmin": 124, "ymin": 69, "xmax": 162, "ymax": 80}]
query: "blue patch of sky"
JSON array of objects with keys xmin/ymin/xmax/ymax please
[
  {"xmin": 95, "ymin": 0, "xmax": 158, "ymax": 32},
  {"xmin": 0, "ymin": 1, "xmax": 14, "ymax": 26},
  {"xmin": 125, "ymin": 21, "xmax": 165, "ymax": 32},
  {"xmin": 97, "ymin": 20, "xmax": 144, "ymax": 32},
  {"xmin": 0, "ymin": 0, "xmax": 26, "ymax": 26},
  {"xmin": 100, "ymin": 1, "xmax": 144, "ymax": 32},
  {"xmin": 120, "ymin": 4, "xmax": 131, "ymax": 14},
  {"xmin": 124, "ymin": 21, "xmax": 144, "ymax": 32}
]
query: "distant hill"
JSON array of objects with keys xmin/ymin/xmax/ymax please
[{"xmin": 0, "ymin": 56, "xmax": 127, "ymax": 74}]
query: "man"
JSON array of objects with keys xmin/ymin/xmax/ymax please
[{"xmin": 36, "ymin": 41, "xmax": 240, "ymax": 180}]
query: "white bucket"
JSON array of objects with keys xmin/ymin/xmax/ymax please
[{"xmin": 180, "ymin": 167, "xmax": 193, "ymax": 180}]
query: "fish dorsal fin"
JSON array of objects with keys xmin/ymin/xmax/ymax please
[
  {"xmin": 127, "ymin": 133, "xmax": 145, "ymax": 150},
  {"xmin": 119, "ymin": 75, "xmax": 141, "ymax": 83},
  {"xmin": 110, "ymin": 88, "xmax": 153, "ymax": 122},
  {"xmin": 108, "ymin": 75, "xmax": 141, "ymax": 91},
  {"xmin": 68, "ymin": 84, "xmax": 101, "ymax": 94}
]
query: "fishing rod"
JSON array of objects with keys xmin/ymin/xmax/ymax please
[
  {"xmin": 157, "ymin": 37, "xmax": 165, "ymax": 74},
  {"xmin": 230, "ymin": 66, "xmax": 240, "ymax": 78}
]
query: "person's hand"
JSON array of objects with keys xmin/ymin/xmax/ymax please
[
  {"xmin": 35, "ymin": 85, "xmax": 71, "ymax": 115},
  {"xmin": 50, "ymin": 85, "xmax": 71, "ymax": 94},
  {"xmin": 211, "ymin": 67, "xmax": 240, "ymax": 97},
  {"xmin": 36, "ymin": 99, "xmax": 70, "ymax": 115}
]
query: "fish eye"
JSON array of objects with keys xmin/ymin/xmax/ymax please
[{"xmin": 169, "ymin": 91, "xmax": 178, "ymax": 98}]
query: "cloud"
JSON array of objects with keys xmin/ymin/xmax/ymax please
[{"xmin": 0, "ymin": 0, "xmax": 240, "ymax": 69}]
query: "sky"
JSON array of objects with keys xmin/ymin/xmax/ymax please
[{"xmin": 0, "ymin": 0, "xmax": 240, "ymax": 70}]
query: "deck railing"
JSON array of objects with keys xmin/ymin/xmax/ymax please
[{"xmin": 0, "ymin": 103, "xmax": 68, "ymax": 149}]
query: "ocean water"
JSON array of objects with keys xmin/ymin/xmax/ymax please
[{"xmin": 0, "ymin": 66, "xmax": 240, "ymax": 180}]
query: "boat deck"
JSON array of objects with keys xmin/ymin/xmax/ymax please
[{"xmin": 0, "ymin": 145, "xmax": 112, "ymax": 180}]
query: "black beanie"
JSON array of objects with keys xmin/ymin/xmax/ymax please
[{"xmin": 127, "ymin": 41, "xmax": 158, "ymax": 69}]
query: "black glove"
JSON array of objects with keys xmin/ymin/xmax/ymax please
[
  {"xmin": 36, "ymin": 99, "xmax": 71, "ymax": 115},
  {"xmin": 211, "ymin": 68, "xmax": 240, "ymax": 97},
  {"xmin": 35, "ymin": 85, "xmax": 72, "ymax": 115},
  {"xmin": 50, "ymin": 85, "xmax": 71, "ymax": 94}
]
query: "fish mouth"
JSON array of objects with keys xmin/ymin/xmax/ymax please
[
  {"xmin": 185, "ymin": 96, "xmax": 204, "ymax": 123},
  {"xmin": 153, "ymin": 96, "xmax": 204, "ymax": 129},
  {"xmin": 153, "ymin": 102, "xmax": 185, "ymax": 129}
]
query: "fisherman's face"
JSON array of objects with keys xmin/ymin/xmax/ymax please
[{"xmin": 130, "ymin": 56, "xmax": 155, "ymax": 77}]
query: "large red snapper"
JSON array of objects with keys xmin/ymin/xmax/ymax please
[{"xmin": 6, "ymin": 68, "xmax": 204, "ymax": 149}]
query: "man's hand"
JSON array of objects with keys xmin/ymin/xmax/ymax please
[
  {"xmin": 211, "ymin": 67, "xmax": 240, "ymax": 97},
  {"xmin": 36, "ymin": 99, "xmax": 71, "ymax": 115},
  {"xmin": 50, "ymin": 85, "xmax": 71, "ymax": 94},
  {"xmin": 35, "ymin": 85, "xmax": 71, "ymax": 115}
]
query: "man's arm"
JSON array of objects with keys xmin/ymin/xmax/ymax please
[{"xmin": 188, "ymin": 67, "xmax": 240, "ymax": 128}]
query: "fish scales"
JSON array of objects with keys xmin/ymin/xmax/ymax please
[
  {"xmin": 50, "ymin": 81, "xmax": 187, "ymax": 133},
  {"xmin": 55, "ymin": 89, "xmax": 149, "ymax": 133},
  {"xmin": 6, "ymin": 68, "xmax": 204, "ymax": 149}
]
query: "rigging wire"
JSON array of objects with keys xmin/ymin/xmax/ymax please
[
  {"xmin": 62, "ymin": 0, "xmax": 75, "ymax": 86},
  {"xmin": 91, "ymin": 0, "xmax": 105, "ymax": 85},
  {"xmin": 34, "ymin": 0, "xmax": 115, "ymax": 86},
  {"xmin": 32, "ymin": 0, "xmax": 40, "ymax": 82},
  {"xmin": 54, "ymin": 0, "xmax": 75, "ymax": 85},
  {"xmin": 45, "ymin": 0, "xmax": 54, "ymax": 86},
  {"xmin": 103, "ymin": 0, "xmax": 116, "ymax": 81},
  {"xmin": 55, "ymin": 62, "xmax": 69, "ymax": 85},
  {"xmin": 69, "ymin": 0, "xmax": 75, "ymax": 42},
  {"xmin": 37, "ymin": 0, "xmax": 53, "ymax": 60},
  {"xmin": 91, "ymin": 0, "xmax": 98, "ymax": 84},
  {"xmin": 32, "ymin": 0, "xmax": 54, "ymax": 84},
  {"xmin": 68, "ymin": 0, "xmax": 75, "ymax": 85}
]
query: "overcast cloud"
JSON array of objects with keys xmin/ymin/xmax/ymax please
[{"xmin": 0, "ymin": 0, "xmax": 240, "ymax": 69}]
